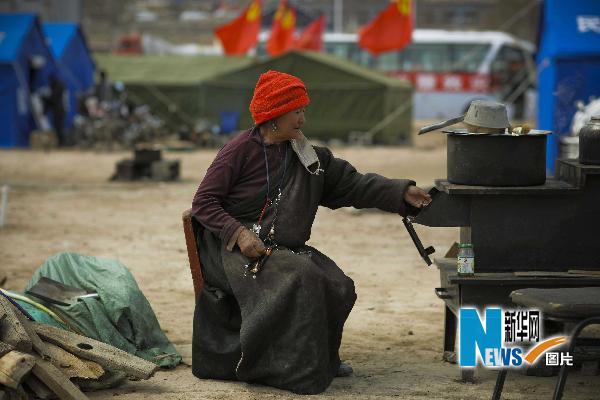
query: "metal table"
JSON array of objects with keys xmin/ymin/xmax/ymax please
[{"xmin": 434, "ymin": 258, "xmax": 600, "ymax": 359}]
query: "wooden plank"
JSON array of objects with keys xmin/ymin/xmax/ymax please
[
  {"xmin": 12, "ymin": 308, "xmax": 49, "ymax": 359},
  {"xmin": 43, "ymin": 342, "xmax": 104, "ymax": 380},
  {"xmin": 0, "ymin": 296, "xmax": 32, "ymax": 353},
  {"xmin": 24, "ymin": 375, "xmax": 56, "ymax": 400},
  {"xmin": 0, "ymin": 341, "xmax": 14, "ymax": 358},
  {"xmin": 74, "ymin": 370, "xmax": 127, "ymax": 392},
  {"xmin": 0, "ymin": 351, "xmax": 35, "ymax": 389},
  {"xmin": 32, "ymin": 359, "xmax": 88, "ymax": 400},
  {"xmin": 33, "ymin": 322, "xmax": 157, "ymax": 379}
]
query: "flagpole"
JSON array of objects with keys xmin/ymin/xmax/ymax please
[
  {"xmin": 334, "ymin": 0, "xmax": 343, "ymax": 32},
  {"xmin": 413, "ymin": 0, "xmax": 417, "ymax": 29}
]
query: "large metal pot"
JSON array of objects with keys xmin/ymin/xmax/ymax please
[
  {"xmin": 446, "ymin": 132, "xmax": 547, "ymax": 186},
  {"xmin": 579, "ymin": 116, "xmax": 600, "ymax": 164}
]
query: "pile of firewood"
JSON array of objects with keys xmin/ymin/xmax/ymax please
[{"xmin": 0, "ymin": 294, "xmax": 158, "ymax": 399}]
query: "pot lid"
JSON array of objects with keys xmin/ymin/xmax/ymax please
[
  {"xmin": 463, "ymin": 100, "xmax": 510, "ymax": 129},
  {"xmin": 419, "ymin": 100, "xmax": 510, "ymax": 135}
]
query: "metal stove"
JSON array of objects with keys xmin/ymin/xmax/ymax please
[{"xmin": 408, "ymin": 159, "xmax": 600, "ymax": 364}]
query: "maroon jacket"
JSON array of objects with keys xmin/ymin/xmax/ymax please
[
  {"xmin": 192, "ymin": 128, "xmax": 287, "ymax": 244},
  {"xmin": 192, "ymin": 127, "xmax": 415, "ymax": 246}
]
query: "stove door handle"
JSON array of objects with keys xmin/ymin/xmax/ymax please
[
  {"xmin": 434, "ymin": 287, "xmax": 452, "ymax": 300},
  {"xmin": 402, "ymin": 216, "xmax": 435, "ymax": 266}
]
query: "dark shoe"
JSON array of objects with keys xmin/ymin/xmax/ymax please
[{"xmin": 336, "ymin": 361, "xmax": 353, "ymax": 377}]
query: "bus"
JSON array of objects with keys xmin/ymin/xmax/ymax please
[{"xmin": 258, "ymin": 29, "xmax": 537, "ymax": 120}]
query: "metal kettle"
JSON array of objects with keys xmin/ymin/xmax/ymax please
[{"xmin": 579, "ymin": 116, "xmax": 600, "ymax": 165}]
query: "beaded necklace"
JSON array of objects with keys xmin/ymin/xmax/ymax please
[
  {"xmin": 245, "ymin": 140, "xmax": 288, "ymax": 279},
  {"xmin": 251, "ymin": 140, "xmax": 288, "ymax": 246}
]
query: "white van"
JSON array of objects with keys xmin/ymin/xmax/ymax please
[{"xmin": 257, "ymin": 29, "xmax": 537, "ymax": 120}]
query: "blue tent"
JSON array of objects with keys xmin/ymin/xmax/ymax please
[
  {"xmin": 0, "ymin": 13, "xmax": 58, "ymax": 147},
  {"xmin": 43, "ymin": 22, "xmax": 95, "ymax": 129},
  {"xmin": 537, "ymin": 0, "xmax": 600, "ymax": 173}
]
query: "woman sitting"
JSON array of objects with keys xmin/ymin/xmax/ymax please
[{"xmin": 191, "ymin": 70, "xmax": 431, "ymax": 394}]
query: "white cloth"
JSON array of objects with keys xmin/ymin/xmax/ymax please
[{"xmin": 290, "ymin": 132, "xmax": 323, "ymax": 175}]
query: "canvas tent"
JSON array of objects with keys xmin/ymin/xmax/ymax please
[
  {"xmin": 96, "ymin": 52, "xmax": 413, "ymax": 143},
  {"xmin": 43, "ymin": 22, "xmax": 95, "ymax": 130},
  {"xmin": 0, "ymin": 13, "xmax": 58, "ymax": 147},
  {"xmin": 94, "ymin": 54, "xmax": 253, "ymax": 129},
  {"xmin": 201, "ymin": 51, "xmax": 413, "ymax": 144},
  {"xmin": 538, "ymin": 0, "xmax": 600, "ymax": 173}
]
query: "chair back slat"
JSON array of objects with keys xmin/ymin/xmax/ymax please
[{"xmin": 182, "ymin": 209, "xmax": 204, "ymax": 299}]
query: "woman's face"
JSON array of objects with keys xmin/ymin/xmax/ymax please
[{"xmin": 273, "ymin": 107, "xmax": 306, "ymax": 141}]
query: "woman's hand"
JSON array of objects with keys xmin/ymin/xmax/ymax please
[
  {"xmin": 404, "ymin": 185, "xmax": 432, "ymax": 209},
  {"xmin": 236, "ymin": 228, "xmax": 267, "ymax": 258}
]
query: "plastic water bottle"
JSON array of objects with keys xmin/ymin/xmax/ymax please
[{"xmin": 457, "ymin": 243, "xmax": 475, "ymax": 275}]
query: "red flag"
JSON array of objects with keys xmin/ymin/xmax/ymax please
[
  {"xmin": 358, "ymin": 0, "xmax": 413, "ymax": 56},
  {"xmin": 294, "ymin": 15, "xmax": 325, "ymax": 51},
  {"xmin": 215, "ymin": 0, "xmax": 262, "ymax": 55},
  {"xmin": 266, "ymin": 0, "xmax": 296, "ymax": 57}
]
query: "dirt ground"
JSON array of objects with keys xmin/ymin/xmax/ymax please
[{"xmin": 1, "ymin": 134, "xmax": 599, "ymax": 399}]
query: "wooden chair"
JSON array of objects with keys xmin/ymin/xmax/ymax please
[{"xmin": 182, "ymin": 209, "xmax": 204, "ymax": 299}]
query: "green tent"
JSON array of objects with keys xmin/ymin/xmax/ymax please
[
  {"xmin": 202, "ymin": 51, "xmax": 413, "ymax": 144},
  {"xmin": 94, "ymin": 52, "xmax": 412, "ymax": 143},
  {"xmin": 94, "ymin": 54, "xmax": 253, "ymax": 128}
]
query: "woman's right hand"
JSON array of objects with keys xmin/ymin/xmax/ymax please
[{"xmin": 236, "ymin": 228, "xmax": 267, "ymax": 258}]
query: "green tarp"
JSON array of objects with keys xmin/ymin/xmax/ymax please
[
  {"xmin": 95, "ymin": 51, "xmax": 413, "ymax": 143},
  {"xmin": 25, "ymin": 252, "xmax": 181, "ymax": 368}
]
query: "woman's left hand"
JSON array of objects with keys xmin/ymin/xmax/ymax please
[{"xmin": 404, "ymin": 185, "xmax": 432, "ymax": 209}]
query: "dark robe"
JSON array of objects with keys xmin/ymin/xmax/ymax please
[{"xmin": 192, "ymin": 144, "xmax": 414, "ymax": 394}]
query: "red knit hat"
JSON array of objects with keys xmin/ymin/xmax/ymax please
[{"xmin": 249, "ymin": 70, "xmax": 310, "ymax": 125}]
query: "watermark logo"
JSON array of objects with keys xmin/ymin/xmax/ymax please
[
  {"xmin": 577, "ymin": 16, "xmax": 600, "ymax": 34},
  {"xmin": 459, "ymin": 307, "xmax": 572, "ymax": 368}
]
